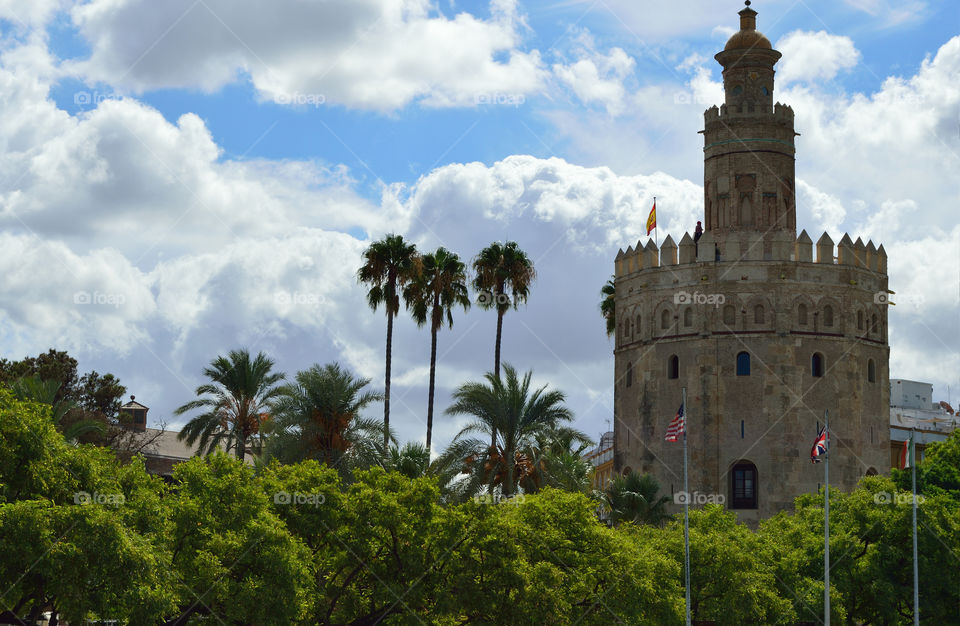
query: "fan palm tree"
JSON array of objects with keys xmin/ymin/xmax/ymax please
[
  {"xmin": 174, "ymin": 349, "xmax": 285, "ymax": 462},
  {"xmin": 386, "ymin": 441, "xmax": 431, "ymax": 479},
  {"xmin": 266, "ymin": 362, "xmax": 385, "ymax": 475},
  {"xmin": 404, "ymin": 247, "xmax": 471, "ymax": 451},
  {"xmin": 10, "ymin": 375, "xmax": 104, "ymax": 443},
  {"xmin": 518, "ymin": 426, "xmax": 594, "ymax": 494},
  {"xmin": 357, "ymin": 234, "xmax": 419, "ymax": 453},
  {"xmin": 600, "ymin": 275, "xmax": 616, "ymax": 337},
  {"xmin": 600, "ymin": 471, "xmax": 672, "ymax": 527},
  {"xmin": 441, "ymin": 364, "xmax": 574, "ymax": 497},
  {"xmin": 471, "ymin": 241, "xmax": 536, "ymax": 379}
]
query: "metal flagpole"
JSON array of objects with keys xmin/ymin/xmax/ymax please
[
  {"xmin": 654, "ymin": 196, "xmax": 659, "ymax": 249},
  {"xmin": 682, "ymin": 386, "xmax": 691, "ymax": 626},
  {"xmin": 911, "ymin": 429, "xmax": 919, "ymax": 625},
  {"xmin": 824, "ymin": 409, "xmax": 830, "ymax": 626}
]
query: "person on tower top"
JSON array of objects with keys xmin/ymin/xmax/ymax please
[{"xmin": 694, "ymin": 221, "xmax": 703, "ymax": 242}]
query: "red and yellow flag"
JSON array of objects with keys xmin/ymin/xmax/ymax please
[{"xmin": 645, "ymin": 200, "xmax": 657, "ymax": 235}]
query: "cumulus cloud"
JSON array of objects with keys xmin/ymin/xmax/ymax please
[
  {"xmin": 775, "ymin": 30, "xmax": 861, "ymax": 85},
  {"xmin": 553, "ymin": 42, "xmax": 636, "ymax": 116},
  {"xmin": 67, "ymin": 0, "xmax": 546, "ymax": 112}
]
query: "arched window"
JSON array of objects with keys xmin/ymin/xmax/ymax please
[
  {"xmin": 871, "ymin": 314, "xmax": 878, "ymax": 335},
  {"xmin": 723, "ymin": 304, "xmax": 736, "ymax": 326},
  {"xmin": 867, "ymin": 359, "xmax": 876, "ymax": 383},
  {"xmin": 730, "ymin": 462, "xmax": 758, "ymax": 509},
  {"xmin": 857, "ymin": 310, "xmax": 864, "ymax": 330},
  {"xmin": 667, "ymin": 355, "xmax": 679, "ymax": 379},
  {"xmin": 798, "ymin": 303, "xmax": 808, "ymax": 326},
  {"xmin": 811, "ymin": 353, "xmax": 825, "ymax": 378},
  {"xmin": 626, "ymin": 361, "xmax": 633, "ymax": 387},
  {"xmin": 622, "ymin": 466, "xmax": 632, "ymax": 476},
  {"xmin": 754, "ymin": 304, "xmax": 765, "ymax": 324},
  {"xmin": 684, "ymin": 307, "xmax": 693, "ymax": 327},
  {"xmin": 823, "ymin": 305, "xmax": 834, "ymax": 327},
  {"xmin": 736, "ymin": 352, "xmax": 751, "ymax": 376},
  {"xmin": 661, "ymin": 309, "xmax": 671, "ymax": 329},
  {"xmin": 865, "ymin": 467, "xmax": 879, "ymax": 476},
  {"xmin": 635, "ymin": 314, "xmax": 642, "ymax": 337}
]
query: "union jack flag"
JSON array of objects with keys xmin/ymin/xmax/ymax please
[
  {"xmin": 665, "ymin": 403, "xmax": 685, "ymax": 442},
  {"xmin": 810, "ymin": 425, "xmax": 828, "ymax": 463}
]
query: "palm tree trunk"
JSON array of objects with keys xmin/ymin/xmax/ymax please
[
  {"xmin": 384, "ymin": 310, "xmax": 394, "ymax": 453},
  {"xmin": 426, "ymin": 325, "xmax": 438, "ymax": 452},
  {"xmin": 491, "ymin": 308, "xmax": 505, "ymax": 451},
  {"xmin": 237, "ymin": 436, "xmax": 246, "ymax": 462}
]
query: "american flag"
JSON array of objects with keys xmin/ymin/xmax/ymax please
[
  {"xmin": 665, "ymin": 403, "xmax": 685, "ymax": 442},
  {"xmin": 810, "ymin": 425, "xmax": 828, "ymax": 463}
]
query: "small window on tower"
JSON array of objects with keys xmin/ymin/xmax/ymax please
[
  {"xmin": 684, "ymin": 307, "xmax": 693, "ymax": 327},
  {"xmin": 732, "ymin": 85, "xmax": 743, "ymax": 96},
  {"xmin": 761, "ymin": 86, "xmax": 770, "ymax": 96},
  {"xmin": 661, "ymin": 309, "xmax": 671, "ymax": 329},
  {"xmin": 667, "ymin": 355, "xmax": 679, "ymax": 380},
  {"xmin": 798, "ymin": 303, "xmax": 808, "ymax": 326}
]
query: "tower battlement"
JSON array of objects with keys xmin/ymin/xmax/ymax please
[{"xmin": 614, "ymin": 231, "xmax": 887, "ymax": 278}]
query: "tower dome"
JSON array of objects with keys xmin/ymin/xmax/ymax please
[{"xmin": 724, "ymin": 2, "xmax": 772, "ymax": 51}]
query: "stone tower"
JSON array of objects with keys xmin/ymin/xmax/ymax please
[{"xmin": 612, "ymin": 3, "xmax": 890, "ymax": 522}]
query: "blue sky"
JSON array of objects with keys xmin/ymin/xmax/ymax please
[{"xmin": 0, "ymin": 0, "xmax": 957, "ymax": 451}]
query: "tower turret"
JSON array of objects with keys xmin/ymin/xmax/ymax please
[{"xmin": 703, "ymin": 1, "xmax": 797, "ymax": 243}]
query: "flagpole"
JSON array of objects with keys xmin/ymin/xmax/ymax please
[
  {"xmin": 655, "ymin": 196, "xmax": 660, "ymax": 249},
  {"xmin": 911, "ymin": 429, "xmax": 919, "ymax": 625},
  {"xmin": 682, "ymin": 386, "xmax": 691, "ymax": 626},
  {"xmin": 824, "ymin": 409, "xmax": 830, "ymax": 626}
]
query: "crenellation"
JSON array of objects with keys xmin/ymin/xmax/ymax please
[
  {"xmin": 816, "ymin": 232, "xmax": 834, "ymax": 264},
  {"xmin": 837, "ymin": 234, "xmax": 855, "ymax": 266},
  {"xmin": 876, "ymin": 244, "xmax": 887, "ymax": 273},
  {"xmin": 642, "ymin": 239, "xmax": 659, "ymax": 268},
  {"xmin": 661, "ymin": 235, "xmax": 678, "ymax": 265},
  {"xmin": 678, "ymin": 233, "xmax": 696, "ymax": 264},
  {"xmin": 866, "ymin": 240, "xmax": 877, "ymax": 272},
  {"xmin": 796, "ymin": 230, "xmax": 813, "ymax": 262},
  {"xmin": 853, "ymin": 237, "xmax": 867, "ymax": 269}
]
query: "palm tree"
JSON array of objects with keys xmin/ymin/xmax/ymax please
[
  {"xmin": 10, "ymin": 375, "xmax": 104, "ymax": 443},
  {"xmin": 386, "ymin": 441, "xmax": 431, "ymax": 479},
  {"xmin": 266, "ymin": 362, "xmax": 385, "ymax": 474},
  {"xmin": 472, "ymin": 241, "xmax": 536, "ymax": 379},
  {"xmin": 357, "ymin": 234, "xmax": 419, "ymax": 453},
  {"xmin": 174, "ymin": 349, "xmax": 285, "ymax": 462},
  {"xmin": 600, "ymin": 472, "xmax": 672, "ymax": 527},
  {"xmin": 600, "ymin": 275, "xmax": 616, "ymax": 337},
  {"xmin": 441, "ymin": 364, "xmax": 574, "ymax": 497},
  {"xmin": 404, "ymin": 247, "xmax": 471, "ymax": 451},
  {"xmin": 519, "ymin": 426, "xmax": 594, "ymax": 494}
]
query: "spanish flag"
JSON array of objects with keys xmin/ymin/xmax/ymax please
[{"xmin": 646, "ymin": 200, "xmax": 657, "ymax": 235}]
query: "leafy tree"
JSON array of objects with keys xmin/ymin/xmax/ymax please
[
  {"xmin": 164, "ymin": 454, "xmax": 313, "ymax": 624},
  {"xmin": 600, "ymin": 472, "xmax": 671, "ymax": 527},
  {"xmin": 357, "ymin": 234, "xmax": 419, "ymax": 453},
  {"xmin": 404, "ymin": 246, "xmax": 471, "ymax": 451},
  {"xmin": 174, "ymin": 348, "xmax": 285, "ymax": 461},
  {"xmin": 441, "ymin": 364, "xmax": 574, "ymax": 497},
  {"xmin": 0, "ymin": 349, "xmax": 80, "ymax": 404},
  {"xmin": 600, "ymin": 276, "xmax": 616, "ymax": 337},
  {"xmin": 471, "ymin": 241, "xmax": 536, "ymax": 379},
  {"xmin": 8, "ymin": 375, "xmax": 104, "ymax": 443},
  {"xmin": 518, "ymin": 425, "xmax": 594, "ymax": 494},
  {"xmin": 267, "ymin": 362, "xmax": 385, "ymax": 475}
]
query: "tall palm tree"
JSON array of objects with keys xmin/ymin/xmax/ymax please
[
  {"xmin": 600, "ymin": 275, "xmax": 616, "ymax": 337},
  {"xmin": 519, "ymin": 426, "xmax": 594, "ymax": 494},
  {"xmin": 404, "ymin": 247, "xmax": 471, "ymax": 451},
  {"xmin": 600, "ymin": 472, "xmax": 672, "ymax": 527},
  {"xmin": 472, "ymin": 241, "xmax": 536, "ymax": 379},
  {"xmin": 266, "ymin": 362, "xmax": 385, "ymax": 474},
  {"xmin": 174, "ymin": 349, "xmax": 285, "ymax": 462},
  {"xmin": 441, "ymin": 364, "xmax": 574, "ymax": 497},
  {"xmin": 357, "ymin": 234, "xmax": 419, "ymax": 453},
  {"xmin": 386, "ymin": 441, "xmax": 431, "ymax": 479}
]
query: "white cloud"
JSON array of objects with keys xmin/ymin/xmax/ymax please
[
  {"xmin": 553, "ymin": 44, "xmax": 636, "ymax": 116},
  {"xmin": 68, "ymin": 0, "xmax": 546, "ymax": 112},
  {"xmin": 775, "ymin": 30, "xmax": 861, "ymax": 84}
]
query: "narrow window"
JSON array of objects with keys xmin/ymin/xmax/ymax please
[
  {"xmin": 740, "ymin": 420, "xmax": 745, "ymax": 439},
  {"xmin": 730, "ymin": 462, "xmax": 758, "ymax": 509},
  {"xmin": 871, "ymin": 314, "xmax": 878, "ymax": 335},
  {"xmin": 635, "ymin": 314, "xmax": 642, "ymax": 337},
  {"xmin": 867, "ymin": 359, "xmax": 876, "ymax": 383},
  {"xmin": 684, "ymin": 307, "xmax": 693, "ymax": 327},
  {"xmin": 667, "ymin": 355, "xmax": 679, "ymax": 380},
  {"xmin": 798, "ymin": 303, "xmax": 808, "ymax": 326},
  {"xmin": 754, "ymin": 304, "xmax": 764, "ymax": 324},
  {"xmin": 812, "ymin": 353, "xmax": 825, "ymax": 378},
  {"xmin": 626, "ymin": 362, "xmax": 633, "ymax": 387},
  {"xmin": 823, "ymin": 305, "xmax": 834, "ymax": 327},
  {"xmin": 723, "ymin": 304, "xmax": 736, "ymax": 326},
  {"xmin": 857, "ymin": 310, "xmax": 864, "ymax": 330},
  {"xmin": 736, "ymin": 352, "xmax": 751, "ymax": 376},
  {"xmin": 661, "ymin": 309, "xmax": 671, "ymax": 329}
]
